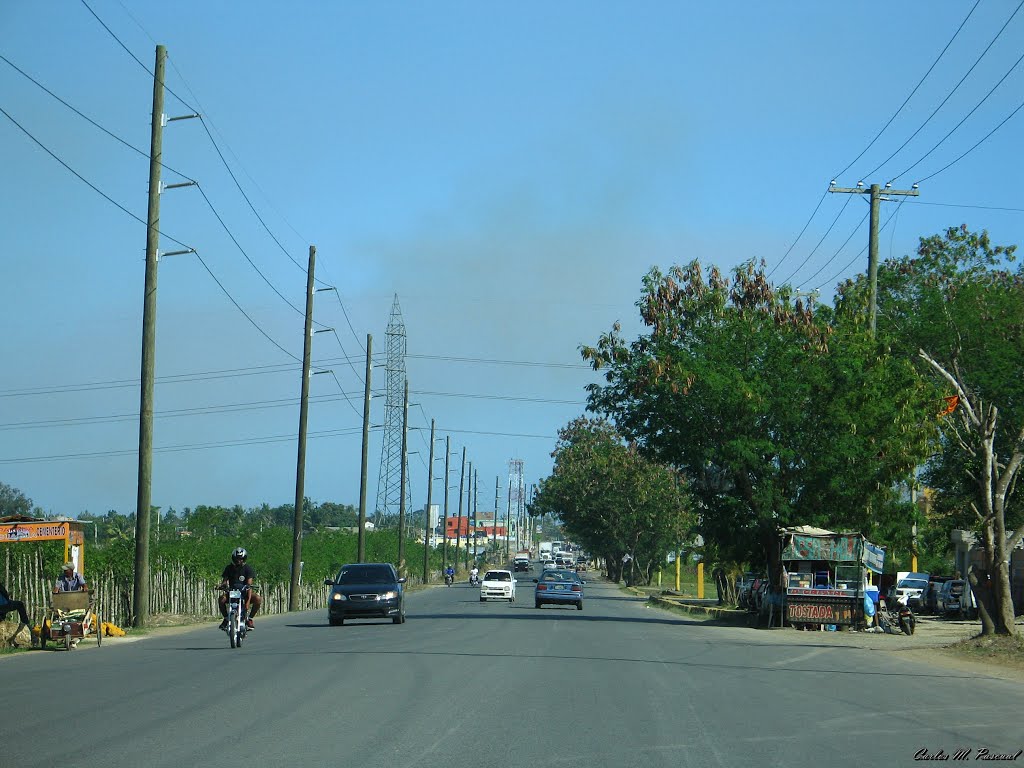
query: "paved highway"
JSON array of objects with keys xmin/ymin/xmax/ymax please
[{"xmin": 4, "ymin": 574, "xmax": 1021, "ymax": 767}]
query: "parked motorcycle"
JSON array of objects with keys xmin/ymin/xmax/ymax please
[{"xmin": 878, "ymin": 593, "xmax": 915, "ymax": 636}]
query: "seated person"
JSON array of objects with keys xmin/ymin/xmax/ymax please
[{"xmin": 55, "ymin": 562, "xmax": 87, "ymax": 593}]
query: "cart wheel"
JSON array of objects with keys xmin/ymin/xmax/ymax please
[{"xmin": 64, "ymin": 633, "xmax": 72, "ymax": 651}]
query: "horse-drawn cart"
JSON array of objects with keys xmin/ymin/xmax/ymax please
[{"xmin": 41, "ymin": 590, "xmax": 102, "ymax": 650}]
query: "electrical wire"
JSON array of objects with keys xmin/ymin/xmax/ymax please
[
  {"xmin": 913, "ymin": 98, "xmax": 1024, "ymax": 185},
  {"xmin": 813, "ymin": 203, "xmax": 906, "ymax": 291},
  {"xmin": 859, "ymin": 0, "xmax": 1024, "ymax": 181},
  {"xmin": 834, "ymin": 0, "xmax": 982, "ymax": 181},
  {"xmin": 798, "ymin": 211, "xmax": 870, "ymax": 288},
  {"xmin": 899, "ymin": 200, "xmax": 1024, "ymax": 213},
  {"xmin": 765, "ymin": 187, "xmax": 830, "ymax": 279},
  {"xmin": 777, "ymin": 194, "xmax": 855, "ymax": 286},
  {"xmin": 888, "ymin": 49, "xmax": 1024, "ymax": 184},
  {"xmin": 79, "ymin": 0, "xmax": 198, "ymax": 113},
  {"xmin": 0, "ymin": 425, "xmax": 370, "ymax": 465},
  {"xmin": 0, "ymin": 52, "xmax": 193, "ymax": 181}
]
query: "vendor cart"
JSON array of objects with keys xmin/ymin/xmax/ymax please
[{"xmin": 41, "ymin": 590, "xmax": 102, "ymax": 650}]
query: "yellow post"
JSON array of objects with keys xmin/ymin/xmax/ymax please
[
  {"xmin": 657, "ymin": 569, "xmax": 662, "ymax": 587},
  {"xmin": 697, "ymin": 561, "xmax": 704, "ymax": 599},
  {"xmin": 675, "ymin": 552, "xmax": 681, "ymax": 592}
]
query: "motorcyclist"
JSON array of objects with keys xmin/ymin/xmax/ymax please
[
  {"xmin": 469, "ymin": 566, "xmax": 479, "ymax": 585},
  {"xmin": 217, "ymin": 547, "xmax": 262, "ymax": 630},
  {"xmin": 444, "ymin": 566, "xmax": 455, "ymax": 585}
]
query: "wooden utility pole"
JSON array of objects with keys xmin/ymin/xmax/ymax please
[
  {"xmin": 132, "ymin": 45, "xmax": 166, "ymax": 629},
  {"xmin": 423, "ymin": 419, "xmax": 435, "ymax": 584},
  {"xmin": 442, "ymin": 435, "xmax": 451, "ymax": 571},
  {"xmin": 397, "ymin": 379, "xmax": 409, "ymax": 578},
  {"xmin": 357, "ymin": 334, "xmax": 372, "ymax": 563},
  {"xmin": 289, "ymin": 245, "xmax": 316, "ymax": 612},
  {"xmin": 492, "ymin": 475, "xmax": 499, "ymax": 557},
  {"xmin": 454, "ymin": 447, "xmax": 465, "ymax": 572},
  {"xmin": 472, "ymin": 468, "xmax": 479, "ymax": 568},
  {"xmin": 828, "ymin": 181, "xmax": 919, "ymax": 336},
  {"xmin": 506, "ymin": 481, "xmax": 512, "ymax": 562},
  {"xmin": 464, "ymin": 461, "xmax": 472, "ymax": 571}
]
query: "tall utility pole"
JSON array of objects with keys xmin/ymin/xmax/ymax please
[
  {"xmin": 472, "ymin": 468, "xmax": 479, "ymax": 568},
  {"xmin": 442, "ymin": 436, "xmax": 451, "ymax": 571},
  {"xmin": 505, "ymin": 483, "xmax": 512, "ymax": 562},
  {"xmin": 423, "ymin": 419, "xmax": 435, "ymax": 584},
  {"xmin": 398, "ymin": 379, "xmax": 409, "ymax": 577},
  {"xmin": 132, "ymin": 45, "xmax": 166, "ymax": 629},
  {"xmin": 828, "ymin": 181, "xmax": 919, "ymax": 336},
  {"xmin": 288, "ymin": 245, "xmax": 316, "ymax": 612},
  {"xmin": 492, "ymin": 475, "xmax": 499, "ymax": 556},
  {"xmin": 357, "ymin": 334, "xmax": 372, "ymax": 563},
  {"xmin": 464, "ymin": 461, "xmax": 472, "ymax": 571},
  {"xmin": 454, "ymin": 447, "xmax": 465, "ymax": 572}
]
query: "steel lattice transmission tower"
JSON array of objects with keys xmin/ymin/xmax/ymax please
[
  {"xmin": 508, "ymin": 458, "xmax": 526, "ymax": 548},
  {"xmin": 374, "ymin": 294, "xmax": 410, "ymax": 526}
]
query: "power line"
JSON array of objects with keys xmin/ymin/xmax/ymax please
[
  {"xmin": 79, "ymin": 0, "xmax": 197, "ymax": 113},
  {"xmin": 899, "ymin": 200, "xmax": 1024, "ymax": 213},
  {"xmin": 0, "ymin": 52, "xmax": 192, "ymax": 181},
  {"xmin": 814, "ymin": 202, "xmax": 906, "ymax": 291},
  {"xmin": 888, "ymin": 48, "xmax": 1024, "ymax": 184},
  {"xmin": 835, "ymin": 0, "xmax": 982, "ymax": 181},
  {"xmin": 777, "ymin": 194, "xmax": 855, "ymax": 286},
  {"xmin": 859, "ymin": 0, "xmax": 1024, "ymax": 181},
  {"xmin": 0, "ymin": 425, "xmax": 369, "ymax": 465},
  {"xmin": 799, "ymin": 211, "xmax": 870, "ymax": 288},
  {"xmin": 914, "ymin": 98, "xmax": 1024, "ymax": 186}
]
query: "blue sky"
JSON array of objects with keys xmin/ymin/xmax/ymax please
[{"xmin": 2, "ymin": 1, "xmax": 1022, "ymax": 521}]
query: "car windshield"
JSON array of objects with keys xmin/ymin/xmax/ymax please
[
  {"xmin": 485, "ymin": 572, "xmax": 510, "ymax": 581},
  {"xmin": 540, "ymin": 570, "xmax": 579, "ymax": 582},
  {"xmin": 337, "ymin": 566, "xmax": 394, "ymax": 584},
  {"xmin": 899, "ymin": 579, "xmax": 928, "ymax": 590}
]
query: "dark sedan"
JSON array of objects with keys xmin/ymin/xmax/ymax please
[
  {"xmin": 534, "ymin": 569, "xmax": 584, "ymax": 610},
  {"xmin": 325, "ymin": 563, "xmax": 406, "ymax": 625}
]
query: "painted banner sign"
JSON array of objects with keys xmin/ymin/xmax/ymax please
[
  {"xmin": 1, "ymin": 522, "xmax": 70, "ymax": 543},
  {"xmin": 782, "ymin": 534, "xmax": 860, "ymax": 562},
  {"xmin": 864, "ymin": 542, "xmax": 886, "ymax": 574},
  {"xmin": 786, "ymin": 596, "xmax": 858, "ymax": 625}
]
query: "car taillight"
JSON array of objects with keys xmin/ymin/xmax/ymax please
[
  {"xmin": 537, "ymin": 584, "xmax": 547, "ymax": 591},
  {"xmin": 571, "ymin": 584, "xmax": 582, "ymax": 592}
]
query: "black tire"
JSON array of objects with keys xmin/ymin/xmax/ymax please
[
  {"xmin": 229, "ymin": 614, "xmax": 237, "ymax": 648},
  {"xmin": 64, "ymin": 632, "xmax": 72, "ymax": 651},
  {"xmin": 576, "ymin": 602, "xmax": 583, "ymax": 611},
  {"xmin": 900, "ymin": 613, "xmax": 916, "ymax": 636},
  {"xmin": 329, "ymin": 616, "xmax": 344, "ymax": 626},
  {"xmin": 393, "ymin": 610, "xmax": 406, "ymax": 625},
  {"xmin": 480, "ymin": 597, "xmax": 486, "ymax": 602},
  {"xmin": 535, "ymin": 601, "xmax": 542, "ymax": 609},
  {"xmin": 96, "ymin": 615, "xmax": 102, "ymax": 647}
]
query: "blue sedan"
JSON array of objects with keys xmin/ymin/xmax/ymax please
[{"xmin": 534, "ymin": 569, "xmax": 584, "ymax": 610}]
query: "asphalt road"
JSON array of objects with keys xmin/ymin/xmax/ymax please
[{"xmin": 4, "ymin": 575, "xmax": 1022, "ymax": 768}]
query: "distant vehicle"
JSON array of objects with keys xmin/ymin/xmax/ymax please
[
  {"xmin": 540, "ymin": 557, "xmax": 555, "ymax": 571},
  {"xmin": 513, "ymin": 554, "xmax": 531, "ymax": 572},
  {"xmin": 888, "ymin": 573, "xmax": 930, "ymax": 611},
  {"xmin": 533, "ymin": 569, "xmax": 584, "ymax": 611},
  {"xmin": 325, "ymin": 562, "xmax": 406, "ymax": 626},
  {"xmin": 919, "ymin": 580, "xmax": 946, "ymax": 614},
  {"xmin": 554, "ymin": 555, "xmax": 573, "ymax": 568},
  {"xmin": 539, "ymin": 541, "xmax": 554, "ymax": 560},
  {"xmin": 938, "ymin": 579, "xmax": 965, "ymax": 615},
  {"xmin": 480, "ymin": 569, "xmax": 516, "ymax": 602}
]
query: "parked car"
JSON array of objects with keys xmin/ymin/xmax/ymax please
[
  {"xmin": 919, "ymin": 581, "xmax": 942, "ymax": 614},
  {"xmin": 889, "ymin": 575, "xmax": 930, "ymax": 610},
  {"xmin": 534, "ymin": 569, "xmax": 584, "ymax": 610},
  {"xmin": 938, "ymin": 579, "xmax": 966, "ymax": 615},
  {"xmin": 480, "ymin": 569, "xmax": 517, "ymax": 602},
  {"xmin": 325, "ymin": 562, "xmax": 406, "ymax": 626}
]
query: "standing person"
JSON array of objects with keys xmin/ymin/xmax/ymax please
[
  {"xmin": 54, "ymin": 562, "xmax": 87, "ymax": 592},
  {"xmin": 217, "ymin": 547, "xmax": 262, "ymax": 630},
  {"xmin": 0, "ymin": 581, "xmax": 31, "ymax": 646}
]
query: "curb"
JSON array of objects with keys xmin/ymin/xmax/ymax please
[{"xmin": 648, "ymin": 596, "xmax": 750, "ymax": 625}]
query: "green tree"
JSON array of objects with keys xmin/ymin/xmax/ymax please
[
  {"xmin": 851, "ymin": 225, "xmax": 1023, "ymax": 635},
  {"xmin": 530, "ymin": 417, "xmax": 693, "ymax": 585},
  {"xmin": 583, "ymin": 260, "xmax": 935, "ymax": 586},
  {"xmin": 0, "ymin": 481, "xmax": 33, "ymax": 518}
]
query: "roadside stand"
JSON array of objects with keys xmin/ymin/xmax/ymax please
[{"xmin": 780, "ymin": 526, "xmax": 885, "ymax": 631}]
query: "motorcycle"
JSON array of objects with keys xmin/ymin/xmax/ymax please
[
  {"xmin": 878, "ymin": 593, "xmax": 916, "ymax": 636},
  {"xmin": 444, "ymin": 572, "xmax": 454, "ymax": 587},
  {"xmin": 469, "ymin": 573, "xmax": 480, "ymax": 587},
  {"xmin": 219, "ymin": 586, "xmax": 248, "ymax": 649}
]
